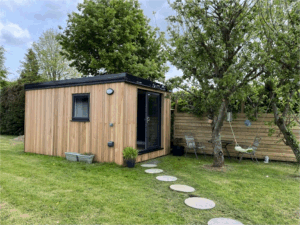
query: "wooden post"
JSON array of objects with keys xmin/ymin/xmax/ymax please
[
  {"xmin": 175, "ymin": 99, "xmax": 178, "ymax": 114},
  {"xmin": 241, "ymin": 101, "xmax": 245, "ymax": 114}
]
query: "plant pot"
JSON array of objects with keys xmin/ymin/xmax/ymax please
[
  {"xmin": 77, "ymin": 154, "xmax": 94, "ymax": 164},
  {"xmin": 65, "ymin": 152, "xmax": 80, "ymax": 162},
  {"xmin": 172, "ymin": 146, "xmax": 184, "ymax": 156},
  {"xmin": 126, "ymin": 159, "xmax": 136, "ymax": 168}
]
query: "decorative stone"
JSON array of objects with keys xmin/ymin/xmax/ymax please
[
  {"xmin": 184, "ymin": 197, "xmax": 215, "ymax": 209},
  {"xmin": 208, "ymin": 218, "xmax": 244, "ymax": 225},
  {"xmin": 156, "ymin": 176, "xmax": 177, "ymax": 182},
  {"xmin": 145, "ymin": 169, "xmax": 163, "ymax": 174},
  {"xmin": 170, "ymin": 184, "xmax": 195, "ymax": 193},
  {"xmin": 141, "ymin": 164, "xmax": 157, "ymax": 168}
]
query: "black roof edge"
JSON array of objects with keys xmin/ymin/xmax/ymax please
[{"xmin": 24, "ymin": 73, "xmax": 170, "ymax": 92}]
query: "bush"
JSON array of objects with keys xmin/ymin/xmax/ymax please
[
  {"xmin": 0, "ymin": 84, "xmax": 25, "ymax": 135},
  {"xmin": 123, "ymin": 147, "xmax": 138, "ymax": 160}
]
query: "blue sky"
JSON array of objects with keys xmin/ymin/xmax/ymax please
[{"xmin": 0, "ymin": 0, "xmax": 182, "ymax": 81}]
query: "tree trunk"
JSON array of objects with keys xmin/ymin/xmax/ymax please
[
  {"xmin": 272, "ymin": 103, "xmax": 300, "ymax": 164},
  {"xmin": 212, "ymin": 100, "xmax": 228, "ymax": 167}
]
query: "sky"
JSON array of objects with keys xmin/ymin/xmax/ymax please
[{"xmin": 0, "ymin": 0, "xmax": 182, "ymax": 81}]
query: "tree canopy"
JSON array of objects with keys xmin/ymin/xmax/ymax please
[
  {"xmin": 258, "ymin": 0, "xmax": 300, "ymax": 164},
  {"xmin": 58, "ymin": 0, "xmax": 168, "ymax": 81},
  {"xmin": 32, "ymin": 29, "xmax": 82, "ymax": 81},
  {"xmin": 0, "ymin": 46, "xmax": 8, "ymax": 87},
  {"xmin": 19, "ymin": 49, "xmax": 45, "ymax": 84},
  {"xmin": 167, "ymin": 0, "xmax": 265, "ymax": 166}
]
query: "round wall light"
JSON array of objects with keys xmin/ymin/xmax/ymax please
[{"xmin": 106, "ymin": 88, "xmax": 114, "ymax": 95}]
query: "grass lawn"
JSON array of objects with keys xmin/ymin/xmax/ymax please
[{"xmin": 0, "ymin": 135, "xmax": 299, "ymax": 224}]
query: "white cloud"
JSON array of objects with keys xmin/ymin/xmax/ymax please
[{"xmin": 0, "ymin": 21, "xmax": 31, "ymax": 46}]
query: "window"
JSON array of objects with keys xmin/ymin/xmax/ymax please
[{"xmin": 72, "ymin": 93, "xmax": 90, "ymax": 121}]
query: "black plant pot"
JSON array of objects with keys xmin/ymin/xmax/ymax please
[
  {"xmin": 126, "ymin": 159, "xmax": 136, "ymax": 168},
  {"xmin": 172, "ymin": 145, "xmax": 184, "ymax": 156}
]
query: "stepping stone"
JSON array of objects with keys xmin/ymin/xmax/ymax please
[
  {"xmin": 156, "ymin": 175, "xmax": 177, "ymax": 182},
  {"xmin": 208, "ymin": 218, "xmax": 244, "ymax": 225},
  {"xmin": 184, "ymin": 197, "xmax": 215, "ymax": 209},
  {"xmin": 145, "ymin": 169, "xmax": 163, "ymax": 174},
  {"xmin": 141, "ymin": 164, "xmax": 157, "ymax": 168},
  {"xmin": 170, "ymin": 184, "xmax": 195, "ymax": 193}
]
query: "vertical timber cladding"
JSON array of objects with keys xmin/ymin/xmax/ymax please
[
  {"xmin": 123, "ymin": 83, "xmax": 171, "ymax": 164},
  {"xmin": 24, "ymin": 83, "xmax": 126, "ymax": 165},
  {"xmin": 174, "ymin": 112, "xmax": 298, "ymax": 162}
]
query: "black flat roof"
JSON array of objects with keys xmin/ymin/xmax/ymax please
[{"xmin": 24, "ymin": 73, "xmax": 169, "ymax": 92}]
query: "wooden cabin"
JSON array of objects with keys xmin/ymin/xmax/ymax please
[{"xmin": 24, "ymin": 73, "xmax": 171, "ymax": 165}]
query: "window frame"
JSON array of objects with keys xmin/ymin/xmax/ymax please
[{"xmin": 72, "ymin": 93, "xmax": 90, "ymax": 122}]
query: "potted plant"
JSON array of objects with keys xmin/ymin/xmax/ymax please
[{"xmin": 123, "ymin": 147, "xmax": 138, "ymax": 168}]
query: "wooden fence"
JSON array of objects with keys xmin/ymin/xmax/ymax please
[{"xmin": 174, "ymin": 111, "xmax": 299, "ymax": 162}]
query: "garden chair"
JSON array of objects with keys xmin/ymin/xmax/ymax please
[
  {"xmin": 184, "ymin": 135, "xmax": 206, "ymax": 159},
  {"xmin": 237, "ymin": 136, "xmax": 261, "ymax": 163}
]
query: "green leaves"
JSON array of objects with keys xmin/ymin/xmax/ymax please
[
  {"xmin": 32, "ymin": 29, "xmax": 82, "ymax": 81},
  {"xmin": 58, "ymin": 0, "xmax": 167, "ymax": 81},
  {"xmin": 167, "ymin": 0, "xmax": 264, "ymax": 117}
]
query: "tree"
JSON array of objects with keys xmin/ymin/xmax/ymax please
[
  {"xmin": 258, "ymin": 0, "xmax": 300, "ymax": 164},
  {"xmin": 167, "ymin": 0, "xmax": 266, "ymax": 167},
  {"xmin": 0, "ymin": 46, "xmax": 8, "ymax": 87},
  {"xmin": 58, "ymin": 0, "xmax": 168, "ymax": 81},
  {"xmin": 32, "ymin": 29, "xmax": 82, "ymax": 81},
  {"xmin": 19, "ymin": 48, "xmax": 44, "ymax": 84}
]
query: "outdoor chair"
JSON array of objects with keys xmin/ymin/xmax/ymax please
[
  {"xmin": 237, "ymin": 136, "xmax": 261, "ymax": 163},
  {"xmin": 184, "ymin": 135, "xmax": 206, "ymax": 159}
]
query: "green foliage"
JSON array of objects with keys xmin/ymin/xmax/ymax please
[
  {"xmin": 167, "ymin": 0, "xmax": 265, "ymax": 121},
  {"xmin": 0, "ymin": 84, "xmax": 25, "ymax": 135},
  {"xmin": 0, "ymin": 46, "xmax": 8, "ymax": 87},
  {"xmin": 123, "ymin": 147, "xmax": 138, "ymax": 160},
  {"xmin": 58, "ymin": 0, "xmax": 168, "ymax": 80},
  {"xmin": 19, "ymin": 49, "xmax": 45, "ymax": 84},
  {"xmin": 32, "ymin": 29, "xmax": 82, "ymax": 81}
]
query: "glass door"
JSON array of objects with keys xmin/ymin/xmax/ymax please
[{"xmin": 145, "ymin": 92, "xmax": 161, "ymax": 150}]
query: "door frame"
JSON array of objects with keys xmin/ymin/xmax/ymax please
[
  {"xmin": 138, "ymin": 89, "xmax": 163, "ymax": 155},
  {"xmin": 145, "ymin": 91, "xmax": 161, "ymax": 150}
]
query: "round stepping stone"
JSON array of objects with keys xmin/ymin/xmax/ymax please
[
  {"xmin": 184, "ymin": 197, "xmax": 215, "ymax": 209},
  {"xmin": 156, "ymin": 175, "xmax": 177, "ymax": 182},
  {"xmin": 145, "ymin": 169, "xmax": 163, "ymax": 174},
  {"xmin": 170, "ymin": 184, "xmax": 195, "ymax": 193},
  {"xmin": 208, "ymin": 218, "xmax": 244, "ymax": 225},
  {"xmin": 141, "ymin": 164, "xmax": 157, "ymax": 168}
]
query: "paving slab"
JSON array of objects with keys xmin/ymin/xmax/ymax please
[
  {"xmin": 145, "ymin": 169, "xmax": 163, "ymax": 174},
  {"xmin": 141, "ymin": 164, "xmax": 157, "ymax": 168},
  {"xmin": 184, "ymin": 197, "xmax": 215, "ymax": 209},
  {"xmin": 156, "ymin": 176, "xmax": 177, "ymax": 181},
  {"xmin": 170, "ymin": 184, "xmax": 195, "ymax": 193},
  {"xmin": 208, "ymin": 218, "xmax": 243, "ymax": 225}
]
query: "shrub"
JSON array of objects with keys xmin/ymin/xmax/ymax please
[
  {"xmin": 0, "ymin": 84, "xmax": 25, "ymax": 135},
  {"xmin": 123, "ymin": 147, "xmax": 138, "ymax": 160}
]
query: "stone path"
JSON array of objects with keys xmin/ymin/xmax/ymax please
[
  {"xmin": 208, "ymin": 218, "xmax": 244, "ymax": 225},
  {"xmin": 141, "ymin": 161, "xmax": 244, "ymax": 225},
  {"xmin": 156, "ymin": 175, "xmax": 177, "ymax": 182},
  {"xmin": 145, "ymin": 169, "xmax": 163, "ymax": 174},
  {"xmin": 141, "ymin": 164, "xmax": 157, "ymax": 168},
  {"xmin": 170, "ymin": 184, "xmax": 195, "ymax": 193}
]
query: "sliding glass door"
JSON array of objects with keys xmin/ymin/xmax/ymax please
[{"xmin": 137, "ymin": 90, "xmax": 161, "ymax": 152}]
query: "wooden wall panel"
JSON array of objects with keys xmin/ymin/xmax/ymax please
[
  {"xmin": 25, "ymin": 83, "xmax": 125, "ymax": 164},
  {"xmin": 123, "ymin": 84, "xmax": 171, "ymax": 164},
  {"xmin": 24, "ymin": 82, "xmax": 171, "ymax": 165},
  {"xmin": 174, "ymin": 112, "xmax": 298, "ymax": 162}
]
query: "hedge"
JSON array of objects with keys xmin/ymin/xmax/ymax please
[{"xmin": 0, "ymin": 84, "xmax": 25, "ymax": 135}]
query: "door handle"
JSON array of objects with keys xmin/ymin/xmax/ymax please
[{"xmin": 147, "ymin": 117, "xmax": 150, "ymax": 123}]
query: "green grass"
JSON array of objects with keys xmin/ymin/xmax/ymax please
[{"xmin": 0, "ymin": 135, "xmax": 299, "ymax": 224}]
